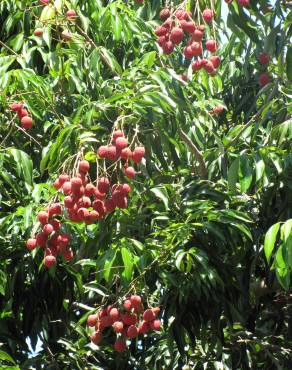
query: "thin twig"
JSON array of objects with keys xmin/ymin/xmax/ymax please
[{"xmin": 178, "ymin": 127, "xmax": 207, "ymax": 179}]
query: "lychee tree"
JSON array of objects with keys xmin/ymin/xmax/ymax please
[{"xmin": 0, "ymin": 0, "xmax": 292, "ymax": 369}]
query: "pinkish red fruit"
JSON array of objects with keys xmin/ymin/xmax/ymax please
[
  {"xmin": 130, "ymin": 295, "xmax": 142, "ymax": 310},
  {"xmin": 125, "ymin": 166, "xmax": 135, "ymax": 179},
  {"xmin": 91, "ymin": 331, "xmax": 102, "ymax": 345},
  {"xmin": 26, "ymin": 238, "xmax": 37, "ymax": 250},
  {"xmin": 123, "ymin": 299, "xmax": 132, "ymax": 311},
  {"xmin": 61, "ymin": 30, "xmax": 72, "ymax": 41},
  {"xmin": 132, "ymin": 146, "xmax": 145, "ymax": 163},
  {"xmin": 10, "ymin": 102, "xmax": 23, "ymax": 111},
  {"xmin": 21, "ymin": 116, "xmax": 33, "ymax": 129},
  {"xmin": 114, "ymin": 339, "xmax": 126, "ymax": 352},
  {"xmin": 43, "ymin": 224, "xmax": 54, "ymax": 236},
  {"xmin": 170, "ymin": 27, "xmax": 184, "ymax": 45},
  {"xmin": 259, "ymin": 71, "xmax": 270, "ymax": 87},
  {"xmin": 113, "ymin": 321, "xmax": 124, "ymax": 333},
  {"xmin": 107, "ymin": 145, "xmax": 117, "ymax": 160},
  {"xmin": 180, "ymin": 20, "xmax": 196, "ymax": 33},
  {"xmin": 150, "ymin": 319, "xmax": 161, "ymax": 331},
  {"xmin": 162, "ymin": 41, "xmax": 174, "ymax": 55},
  {"xmin": 160, "ymin": 8, "xmax": 170, "ymax": 21},
  {"xmin": 143, "ymin": 308, "xmax": 155, "ymax": 322},
  {"xmin": 155, "ymin": 26, "xmax": 168, "ymax": 37},
  {"xmin": 210, "ymin": 55, "xmax": 220, "ymax": 69},
  {"xmin": 97, "ymin": 177, "xmax": 110, "ymax": 193},
  {"xmin": 191, "ymin": 42, "xmax": 202, "ymax": 56},
  {"xmin": 44, "ymin": 255, "xmax": 56, "ymax": 268},
  {"xmin": 66, "ymin": 9, "xmax": 77, "ymax": 17},
  {"xmin": 138, "ymin": 321, "xmax": 150, "ymax": 334},
  {"xmin": 237, "ymin": 0, "xmax": 249, "ymax": 6},
  {"xmin": 97, "ymin": 145, "xmax": 108, "ymax": 158},
  {"xmin": 115, "ymin": 137, "xmax": 128, "ymax": 150},
  {"xmin": 36, "ymin": 233, "xmax": 47, "ymax": 248},
  {"xmin": 79, "ymin": 160, "xmax": 90, "ymax": 173},
  {"xmin": 193, "ymin": 29, "xmax": 204, "ymax": 41},
  {"xmin": 205, "ymin": 39, "xmax": 218, "ymax": 53},
  {"xmin": 122, "ymin": 313, "xmax": 137, "ymax": 326},
  {"xmin": 38, "ymin": 211, "xmax": 48, "ymax": 225},
  {"xmin": 109, "ymin": 308, "xmax": 120, "ymax": 321},
  {"xmin": 112, "ymin": 130, "xmax": 124, "ymax": 141},
  {"xmin": 192, "ymin": 60, "xmax": 202, "ymax": 71},
  {"xmin": 87, "ymin": 314, "xmax": 98, "ymax": 327},
  {"xmin": 202, "ymin": 9, "xmax": 213, "ymax": 23},
  {"xmin": 34, "ymin": 28, "xmax": 43, "ymax": 37},
  {"xmin": 121, "ymin": 147, "xmax": 132, "ymax": 160},
  {"xmin": 17, "ymin": 109, "xmax": 28, "ymax": 119},
  {"xmin": 258, "ymin": 52, "xmax": 270, "ymax": 65},
  {"xmin": 127, "ymin": 325, "xmax": 138, "ymax": 338}
]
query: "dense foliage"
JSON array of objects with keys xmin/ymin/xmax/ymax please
[{"xmin": 0, "ymin": 0, "xmax": 292, "ymax": 369}]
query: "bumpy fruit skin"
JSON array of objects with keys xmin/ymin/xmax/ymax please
[
  {"xmin": 259, "ymin": 72, "xmax": 270, "ymax": 87},
  {"xmin": 112, "ymin": 321, "xmax": 124, "ymax": 333},
  {"xmin": 21, "ymin": 116, "xmax": 33, "ymax": 129},
  {"xmin": 123, "ymin": 299, "xmax": 132, "ymax": 311},
  {"xmin": 115, "ymin": 137, "xmax": 128, "ymax": 150},
  {"xmin": 87, "ymin": 314, "xmax": 98, "ymax": 327},
  {"xmin": 162, "ymin": 41, "xmax": 174, "ymax": 55},
  {"xmin": 91, "ymin": 331, "xmax": 102, "ymax": 345},
  {"xmin": 79, "ymin": 160, "xmax": 90, "ymax": 173},
  {"xmin": 66, "ymin": 9, "xmax": 77, "ymax": 17},
  {"xmin": 205, "ymin": 39, "xmax": 218, "ymax": 53},
  {"xmin": 114, "ymin": 339, "xmax": 127, "ymax": 352},
  {"xmin": 202, "ymin": 9, "xmax": 213, "ymax": 23},
  {"xmin": 34, "ymin": 28, "xmax": 43, "ymax": 37},
  {"xmin": 26, "ymin": 238, "xmax": 37, "ymax": 250},
  {"xmin": 237, "ymin": 0, "xmax": 249, "ymax": 6},
  {"xmin": 38, "ymin": 211, "xmax": 49, "ymax": 225},
  {"xmin": 203, "ymin": 60, "xmax": 215, "ymax": 74},
  {"xmin": 97, "ymin": 177, "xmax": 110, "ymax": 193},
  {"xmin": 17, "ymin": 109, "xmax": 28, "ymax": 119},
  {"xmin": 192, "ymin": 60, "xmax": 202, "ymax": 71},
  {"xmin": 180, "ymin": 20, "xmax": 196, "ymax": 33},
  {"xmin": 97, "ymin": 145, "xmax": 108, "ymax": 158},
  {"xmin": 109, "ymin": 308, "xmax": 120, "ymax": 321},
  {"xmin": 44, "ymin": 255, "xmax": 56, "ymax": 268},
  {"xmin": 184, "ymin": 46, "xmax": 194, "ymax": 59},
  {"xmin": 127, "ymin": 325, "xmax": 138, "ymax": 338},
  {"xmin": 143, "ymin": 308, "xmax": 155, "ymax": 322},
  {"xmin": 193, "ymin": 29, "xmax": 204, "ymax": 41},
  {"xmin": 155, "ymin": 26, "xmax": 168, "ymax": 37},
  {"xmin": 170, "ymin": 27, "xmax": 184, "ymax": 45},
  {"xmin": 191, "ymin": 42, "xmax": 202, "ymax": 56},
  {"xmin": 40, "ymin": 0, "xmax": 49, "ymax": 4},
  {"xmin": 258, "ymin": 52, "xmax": 270, "ymax": 65},
  {"xmin": 10, "ymin": 102, "xmax": 23, "ymax": 111},
  {"xmin": 150, "ymin": 319, "xmax": 161, "ymax": 331},
  {"xmin": 43, "ymin": 223, "xmax": 54, "ymax": 236},
  {"xmin": 160, "ymin": 8, "xmax": 170, "ymax": 21},
  {"xmin": 107, "ymin": 145, "xmax": 117, "ymax": 160},
  {"xmin": 36, "ymin": 233, "xmax": 47, "ymax": 248},
  {"xmin": 130, "ymin": 295, "xmax": 142, "ymax": 310},
  {"xmin": 125, "ymin": 166, "xmax": 135, "ymax": 179},
  {"xmin": 210, "ymin": 55, "xmax": 221, "ymax": 69},
  {"xmin": 138, "ymin": 321, "xmax": 150, "ymax": 334},
  {"xmin": 122, "ymin": 313, "xmax": 137, "ymax": 325},
  {"xmin": 132, "ymin": 146, "xmax": 145, "ymax": 163},
  {"xmin": 121, "ymin": 147, "xmax": 132, "ymax": 160},
  {"xmin": 112, "ymin": 130, "xmax": 124, "ymax": 141}
]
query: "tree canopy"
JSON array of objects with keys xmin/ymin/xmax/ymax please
[{"xmin": 0, "ymin": 0, "xmax": 292, "ymax": 369}]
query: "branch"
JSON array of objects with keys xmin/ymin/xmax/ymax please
[{"xmin": 178, "ymin": 127, "xmax": 207, "ymax": 179}]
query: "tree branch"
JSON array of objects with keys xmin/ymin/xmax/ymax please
[{"xmin": 178, "ymin": 127, "xmax": 207, "ymax": 179}]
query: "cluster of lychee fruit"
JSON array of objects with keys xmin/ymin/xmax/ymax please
[
  {"xmin": 26, "ymin": 203, "xmax": 73, "ymax": 269},
  {"xmin": 155, "ymin": 8, "xmax": 221, "ymax": 75},
  {"xmin": 34, "ymin": 1, "xmax": 77, "ymax": 41},
  {"xmin": 9, "ymin": 102, "xmax": 33, "ymax": 130},
  {"xmin": 257, "ymin": 52, "xmax": 271, "ymax": 87},
  {"xmin": 87, "ymin": 295, "xmax": 161, "ymax": 352}
]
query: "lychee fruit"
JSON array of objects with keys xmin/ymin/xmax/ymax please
[{"xmin": 202, "ymin": 9, "xmax": 213, "ymax": 23}]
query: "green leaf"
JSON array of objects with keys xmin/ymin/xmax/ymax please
[
  {"xmin": 286, "ymin": 46, "xmax": 292, "ymax": 82},
  {"xmin": 264, "ymin": 223, "xmax": 280, "ymax": 263},
  {"xmin": 150, "ymin": 187, "xmax": 169, "ymax": 210},
  {"xmin": 121, "ymin": 247, "xmax": 133, "ymax": 281}
]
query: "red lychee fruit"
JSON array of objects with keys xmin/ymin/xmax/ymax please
[
  {"xmin": 21, "ymin": 116, "xmax": 33, "ymax": 129},
  {"xmin": 202, "ymin": 9, "xmax": 213, "ymax": 23},
  {"xmin": 121, "ymin": 147, "xmax": 132, "ymax": 160},
  {"xmin": 26, "ymin": 238, "xmax": 37, "ymax": 250},
  {"xmin": 205, "ymin": 39, "xmax": 218, "ymax": 52},
  {"xmin": 79, "ymin": 160, "xmax": 90, "ymax": 173},
  {"xmin": 180, "ymin": 20, "xmax": 196, "ymax": 33},
  {"xmin": 40, "ymin": 0, "xmax": 49, "ymax": 4},
  {"xmin": 91, "ymin": 331, "xmax": 102, "ymax": 345},
  {"xmin": 162, "ymin": 41, "xmax": 174, "ymax": 55},
  {"xmin": 258, "ymin": 52, "xmax": 270, "ymax": 65},
  {"xmin": 107, "ymin": 145, "xmax": 117, "ymax": 160},
  {"xmin": 155, "ymin": 26, "xmax": 168, "ymax": 37},
  {"xmin": 160, "ymin": 8, "xmax": 170, "ymax": 21},
  {"xmin": 237, "ymin": 0, "xmax": 249, "ymax": 6},
  {"xmin": 125, "ymin": 166, "xmax": 135, "ymax": 179},
  {"xmin": 48, "ymin": 203, "xmax": 62, "ymax": 216},
  {"xmin": 112, "ymin": 321, "xmax": 124, "ymax": 333},
  {"xmin": 97, "ymin": 177, "xmax": 110, "ymax": 193},
  {"xmin": 62, "ymin": 181, "xmax": 72, "ymax": 195},
  {"xmin": 170, "ymin": 27, "xmax": 184, "ymax": 45},
  {"xmin": 34, "ymin": 28, "xmax": 43, "ymax": 37},
  {"xmin": 122, "ymin": 313, "xmax": 137, "ymax": 326},
  {"xmin": 191, "ymin": 42, "xmax": 202, "ymax": 56},
  {"xmin": 109, "ymin": 308, "xmax": 120, "ymax": 321},
  {"xmin": 193, "ymin": 29, "xmax": 204, "ymax": 41},
  {"xmin": 87, "ymin": 314, "xmax": 98, "ymax": 327},
  {"xmin": 44, "ymin": 255, "xmax": 56, "ymax": 268},
  {"xmin": 138, "ymin": 321, "xmax": 150, "ymax": 334},
  {"xmin": 114, "ymin": 339, "xmax": 127, "ymax": 352},
  {"xmin": 10, "ymin": 102, "xmax": 23, "ymax": 112},
  {"xmin": 104, "ymin": 198, "xmax": 116, "ymax": 213},
  {"xmin": 259, "ymin": 71, "xmax": 270, "ymax": 87},
  {"xmin": 66, "ymin": 9, "xmax": 77, "ymax": 17},
  {"xmin": 192, "ymin": 60, "xmax": 202, "ymax": 71},
  {"xmin": 123, "ymin": 299, "xmax": 132, "ymax": 311},
  {"xmin": 115, "ymin": 137, "xmax": 128, "ymax": 150},
  {"xmin": 36, "ymin": 233, "xmax": 47, "ymax": 248},
  {"xmin": 143, "ymin": 309, "xmax": 155, "ymax": 322},
  {"xmin": 210, "ymin": 55, "xmax": 221, "ymax": 69},
  {"xmin": 43, "ymin": 224, "xmax": 54, "ymax": 236},
  {"xmin": 38, "ymin": 211, "xmax": 49, "ymax": 225},
  {"xmin": 17, "ymin": 109, "xmax": 28, "ymax": 119},
  {"xmin": 97, "ymin": 145, "xmax": 108, "ymax": 158},
  {"xmin": 59, "ymin": 174, "xmax": 70, "ymax": 184},
  {"xmin": 127, "ymin": 325, "xmax": 138, "ymax": 338},
  {"xmin": 150, "ymin": 319, "xmax": 161, "ymax": 331},
  {"xmin": 132, "ymin": 146, "xmax": 145, "ymax": 163},
  {"xmin": 184, "ymin": 46, "xmax": 194, "ymax": 59},
  {"xmin": 130, "ymin": 295, "xmax": 142, "ymax": 310}
]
